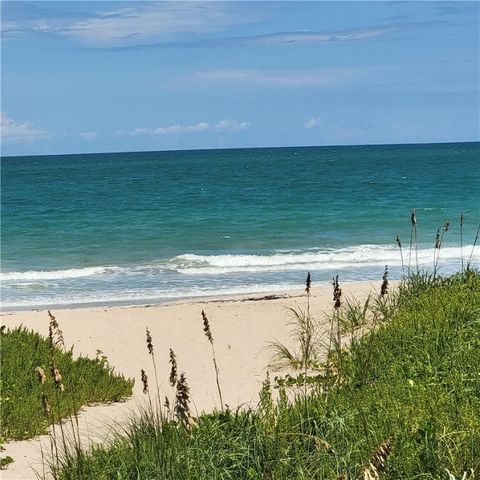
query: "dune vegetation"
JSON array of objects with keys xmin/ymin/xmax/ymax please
[
  {"xmin": 39, "ymin": 269, "xmax": 480, "ymax": 480},
  {"xmin": 0, "ymin": 313, "xmax": 134, "ymax": 443}
]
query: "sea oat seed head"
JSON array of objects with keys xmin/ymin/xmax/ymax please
[
  {"xmin": 35, "ymin": 366, "xmax": 47, "ymax": 384},
  {"xmin": 53, "ymin": 369, "xmax": 65, "ymax": 392},
  {"xmin": 48, "ymin": 324, "xmax": 54, "ymax": 345},
  {"xmin": 174, "ymin": 372, "xmax": 191, "ymax": 431},
  {"xmin": 305, "ymin": 272, "xmax": 311, "ymax": 295},
  {"xmin": 435, "ymin": 228, "xmax": 441, "ymax": 249},
  {"xmin": 48, "ymin": 310, "xmax": 64, "ymax": 348},
  {"xmin": 42, "ymin": 394, "xmax": 51, "ymax": 417},
  {"xmin": 145, "ymin": 327, "xmax": 154, "ymax": 355},
  {"xmin": 48, "ymin": 310, "xmax": 59, "ymax": 330},
  {"xmin": 141, "ymin": 369, "xmax": 149, "ymax": 394},
  {"xmin": 332, "ymin": 275, "xmax": 342, "ymax": 310},
  {"xmin": 363, "ymin": 439, "xmax": 393, "ymax": 480},
  {"xmin": 52, "ymin": 367, "xmax": 62, "ymax": 384},
  {"xmin": 314, "ymin": 437, "xmax": 333, "ymax": 453},
  {"xmin": 410, "ymin": 209, "xmax": 417, "ymax": 227},
  {"xmin": 396, "ymin": 235, "xmax": 402, "ymax": 248},
  {"xmin": 201, "ymin": 310, "xmax": 213, "ymax": 344},
  {"xmin": 49, "ymin": 357, "xmax": 65, "ymax": 391},
  {"xmin": 381, "ymin": 266, "xmax": 389, "ymax": 297},
  {"xmin": 169, "ymin": 348, "xmax": 178, "ymax": 387},
  {"xmin": 444, "ymin": 221, "xmax": 450, "ymax": 232}
]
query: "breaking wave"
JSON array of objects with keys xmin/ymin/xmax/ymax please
[{"xmin": 2, "ymin": 244, "xmax": 476, "ymax": 282}]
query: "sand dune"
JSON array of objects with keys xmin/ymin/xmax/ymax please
[{"xmin": 1, "ymin": 280, "xmax": 379, "ymax": 479}]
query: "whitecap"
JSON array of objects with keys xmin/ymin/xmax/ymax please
[{"xmin": 1, "ymin": 266, "xmax": 123, "ymax": 281}]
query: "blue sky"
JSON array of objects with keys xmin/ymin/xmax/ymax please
[{"xmin": 1, "ymin": 1, "xmax": 479, "ymax": 156}]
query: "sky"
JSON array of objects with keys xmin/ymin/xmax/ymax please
[{"xmin": 1, "ymin": 1, "xmax": 479, "ymax": 156}]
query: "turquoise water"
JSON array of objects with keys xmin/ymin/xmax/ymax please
[{"xmin": 1, "ymin": 142, "xmax": 479, "ymax": 309}]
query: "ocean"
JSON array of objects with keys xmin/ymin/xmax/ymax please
[{"xmin": 1, "ymin": 142, "xmax": 479, "ymax": 310}]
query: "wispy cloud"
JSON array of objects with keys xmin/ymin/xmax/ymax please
[
  {"xmin": 3, "ymin": 1, "xmax": 449, "ymax": 50},
  {"xmin": 218, "ymin": 19, "xmax": 448, "ymax": 48},
  {"xmin": 243, "ymin": 25, "xmax": 401, "ymax": 46},
  {"xmin": 190, "ymin": 62, "xmax": 476, "ymax": 95},
  {"xmin": 121, "ymin": 119, "xmax": 250, "ymax": 137},
  {"xmin": 78, "ymin": 131, "xmax": 98, "ymax": 140},
  {"xmin": 0, "ymin": 112, "xmax": 50, "ymax": 142},
  {"xmin": 304, "ymin": 117, "xmax": 322, "ymax": 129},
  {"xmin": 190, "ymin": 66, "xmax": 384, "ymax": 88},
  {"xmin": 103, "ymin": 19, "xmax": 450, "ymax": 51},
  {"xmin": 102, "ymin": 23, "xmax": 428, "ymax": 51},
  {"xmin": 2, "ymin": 2, "xmax": 262, "ymax": 47}
]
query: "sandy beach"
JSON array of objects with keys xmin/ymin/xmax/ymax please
[{"xmin": 1, "ymin": 280, "xmax": 379, "ymax": 479}]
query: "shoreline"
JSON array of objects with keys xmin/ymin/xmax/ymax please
[
  {"xmin": 0, "ymin": 283, "xmax": 311, "ymax": 314},
  {"xmin": 2, "ymin": 254, "xmax": 474, "ymax": 313}
]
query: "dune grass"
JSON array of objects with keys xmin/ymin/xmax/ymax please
[
  {"xmin": 0, "ymin": 324, "xmax": 134, "ymax": 441},
  {"xmin": 51, "ymin": 270, "xmax": 479, "ymax": 480}
]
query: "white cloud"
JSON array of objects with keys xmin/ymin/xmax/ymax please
[
  {"xmin": 0, "ymin": 112, "xmax": 50, "ymax": 142},
  {"xmin": 304, "ymin": 117, "xmax": 321, "ymax": 129},
  {"xmin": 154, "ymin": 121, "xmax": 210, "ymax": 135},
  {"xmin": 215, "ymin": 119, "xmax": 250, "ymax": 132},
  {"xmin": 127, "ymin": 128, "xmax": 152, "ymax": 137},
  {"xmin": 79, "ymin": 131, "xmax": 98, "ymax": 140},
  {"xmin": 123, "ymin": 119, "xmax": 251, "ymax": 137}
]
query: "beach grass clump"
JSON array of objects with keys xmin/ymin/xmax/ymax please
[
  {"xmin": 53, "ymin": 269, "xmax": 480, "ymax": 479},
  {"xmin": 268, "ymin": 306, "xmax": 322, "ymax": 373},
  {"xmin": 0, "ymin": 324, "xmax": 134, "ymax": 441}
]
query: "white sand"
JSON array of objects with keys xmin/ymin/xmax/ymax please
[{"xmin": 1, "ymin": 280, "xmax": 379, "ymax": 479}]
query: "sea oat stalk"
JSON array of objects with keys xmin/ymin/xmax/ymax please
[
  {"xmin": 408, "ymin": 209, "xmax": 418, "ymax": 274},
  {"xmin": 201, "ymin": 310, "xmax": 224, "ymax": 410},
  {"xmin": 305, "ymin": 272, "xmax": 311, "ymax": 316},
  {"xmin": 396, "ymin": 234, "xmax": 405, "ymax": 276},
  {"xmin": 460, "ymin": 212, "xmax": 464, "ymax": 271},
  {"xmin": 144, "ymin": 327, "xmax": 163, "ymax": 420},
  {"xmin": 45, "ymin": 312, "xmax": 69, "ymax": 469},
  {"xmin": 434, "ymin": 221, "xmax": 450, "ymax": 277},
  {"xmin": 48, "ymin": 356, "xmax": 68, "ymax": 458},
  {"xmin": 333, "ymin": 275, "xmax": 342, "ymax": 355},
  {"xmin": 467, "ymin": 223, "xmax": 480, "ymax": 270},
  {"xmin": 37, "ymin": 363, "xmax": 57, "ymax": 470}
]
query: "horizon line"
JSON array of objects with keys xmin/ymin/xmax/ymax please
[{"xmin": 2, "ymin": 139, "xmax": 479, "ymax": 159}]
